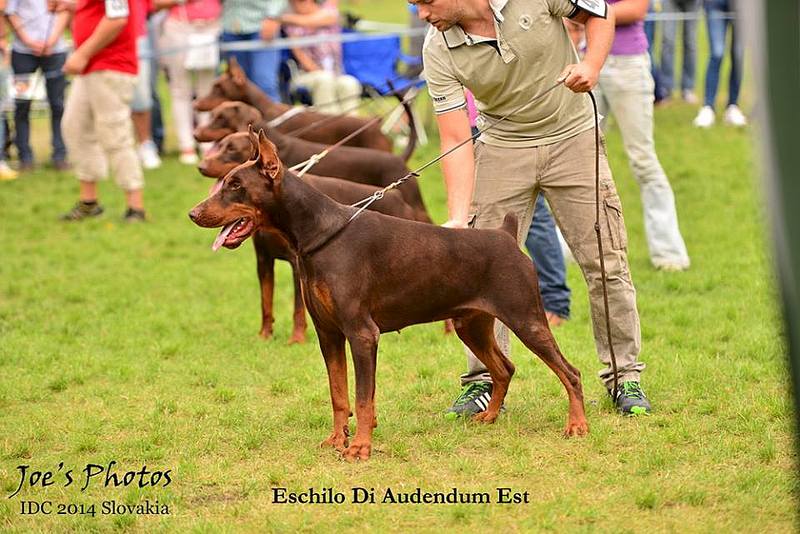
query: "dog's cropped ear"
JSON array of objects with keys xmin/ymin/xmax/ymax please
[
  {"xmin": 228, "ymin": 57, "xmax": 247, "ymax": 86},
  {"xmin": 256, "ymin": 129, "xmax": 283, "ymax": 183},
  {"xmin": 247, "ymin": 125, "xmax": 259, "ymax": 160}
]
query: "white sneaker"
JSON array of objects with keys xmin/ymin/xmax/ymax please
[
  {"xmin": 0, "ymin": 160, "xmax": 18, "ymax": 181},
  {"xmin": 723, "ymin": 105, "xmax": 748, "ymax": 127},
  {"xmin": 693, "ymin": 106, "xmax": 715, "ymax": 128},
  {"xmin": 179, "ymin": 150, "xmax": 199, "ymax": 165},
  {"xmin": 682, "ymin": 90, "xmax": 699, "ymax": 105},
  {"xmin": 138, "ymin": 140, "xmax": 162, "ymax": 170}
]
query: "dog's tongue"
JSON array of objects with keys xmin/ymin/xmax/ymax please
[{"xmin": 212, "ymin": 220, "xmax": 237, "ymax": 251}]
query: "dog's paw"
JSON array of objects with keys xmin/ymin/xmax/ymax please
[
  {"xmin": 320, "ymin": 432, "xmax": 348, "ymax": 451},
  {"xmin": 287, "ymin": 331, "xmax": 306, "ymax": 345},
  {"xmin": 563, "ymin": 419, "xmax": 589, "ymax": 438},
  {"xmin": 342, "ymin": 441, "xmax": 371, "ymax": 461},
  {"xmin": 258, "ymin": 327, "xmax": 274, "ymax": 340},
  {"xmin": 472, "ymin": 411, "xmax": 499, "ymax": 424}
]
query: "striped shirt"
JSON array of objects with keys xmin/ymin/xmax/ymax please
[{"xmin": 221, "ymin": 0, "xmax": 287, "ymax": 35}]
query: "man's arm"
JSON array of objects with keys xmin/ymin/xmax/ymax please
[
  {"xmin": 280, "ymin": 9, "xmax": 338, "ymax": 28},
  {"xmin": 611, "ymin": 0, "xmax": 648, "ymax": 25},
  {"xmin": 42, "ymin": 11, "xmax": 71, "ymax": 55},
  {"xmin": 436, "ymin": 108, "xmax": 474, "ymax": 228},
  {"xmin": 291, "ymin": 46, "xmax": 319, "ymax": 72},
  {"xmin": 7, "ymin": 13, "xmax": 44, "ymax": 54},
  {"xmin": 558, "ymin": 5, "xmax": 615, "ymax": 92},
  {"xmin": 63, "ymin": 16, "xmax": 127, "ymax": 74}
]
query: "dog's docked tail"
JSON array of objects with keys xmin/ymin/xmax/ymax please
[{"xmin": 500, "ymin": 213, "xmax": 518, "ymax": 238}]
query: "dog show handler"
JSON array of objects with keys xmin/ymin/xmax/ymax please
[{"xmin": 413, "ymin": 0, "xmax": 652, "ymax": 415}]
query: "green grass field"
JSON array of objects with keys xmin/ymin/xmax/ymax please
[{"xmin": 0, "ymin": 4, "xmax": 797, "ymax": 533}]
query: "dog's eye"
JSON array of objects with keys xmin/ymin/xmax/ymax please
[{"xmin": 228, "ymin": 179, "xmax": 241, "ymax": 190}]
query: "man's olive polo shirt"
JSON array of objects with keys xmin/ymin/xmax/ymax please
[{"xmin": 423, "ymin": 0, "xmax": 596, "ymax": 147}]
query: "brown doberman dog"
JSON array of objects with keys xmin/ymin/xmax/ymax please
[
  {"xmin": 201, "ymin": 133, "xmax": 417, "ymax": 343},
  {"xmin": 194, "ymin": 102, "xmax": 431, "ymax": 223},
  {"xmin": 193, "ymin": 58, "xmax": 417, "ymax": 160},
  {"xmin": 189, "ymin": 130, "xmax": 589, "ymax": 461}
]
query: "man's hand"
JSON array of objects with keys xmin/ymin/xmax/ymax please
[
  {"xmin": 26, "ymin": 39, "xmax": 46, "ymax": 56},
  {"xmin": 47, "ymin": 0, "xmax": 75, "ymax": 12},
  {"xmin": 63, "ymin": 50, "xmax": 89, "ymax": 75},
  {"xmin": 260, "ymin": 18, "xmax": 280, "ymax": 41},
  {"xmin": 557, "ymin": 61, "xmax": 600, "ymax": 93},
  {"xmin": 442, "ymin": 219, "xmax": 469, "ymax": 229}
]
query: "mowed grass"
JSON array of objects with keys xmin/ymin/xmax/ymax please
[{"xmin": 0, "ymin": 6, "xmax": 797, "ymax": 534}]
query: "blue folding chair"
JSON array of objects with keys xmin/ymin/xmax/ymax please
[
  {"xmin": 341, "ymin": 29, "xmax": 428, "ymax": 145},
  {"xmin": 341, "ymin": 29, "xmax": 423, "ymax": 96}
]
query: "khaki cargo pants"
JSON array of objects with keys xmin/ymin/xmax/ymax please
[
  {"xmin": 462, "ymin": 128, "xmax": 645, "ymax": 389},
  {"xmin": 62, "ymin": 71, "xmax": 143, "ymax": 191}
]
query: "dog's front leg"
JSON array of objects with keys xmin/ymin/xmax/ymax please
[
  {"xmin": 343, "ymin": 326, "xmax": 379, "ymax": 461},
  {"xmin": 318, "ymin": 329, "xmax": 350, "ymax": 451},
  {"xmin": 254, "ymin": 240, "xmax": 275, "ymax": 340},
  {"xmin": 288, "ymin": 261, "xmax": 307, "ymax": 344}
]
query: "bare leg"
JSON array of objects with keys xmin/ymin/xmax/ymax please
[
  {"xmin": 131, "ymin": 111, "xmax": 152, "ymax": 144},
  {"xmin": 79, "ymin": 181, "xmax": 98, "ymax": 202},
  {"xmin": 124, "ymin": 189, "xmax": 144, "ymax": 211}
]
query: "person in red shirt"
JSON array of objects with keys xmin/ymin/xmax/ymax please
[{"xmin": 55, "ymin": 0, "xmax": 147, "ymax": 222}]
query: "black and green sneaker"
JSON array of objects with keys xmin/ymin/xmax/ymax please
[
  {"xmin": 61, "ymin": 200, "xmax": 104, "ymax": 221},
  {"xmin": 444, "ymin": 381, "xmax": 496, "ymax": 420},
  {"xmin": 123, "ymin": 207, "xmax": 146, "ymax": 223},
  {"xmin": 610, "ymin": 381, "xmax": 651, "ymax": 416}
]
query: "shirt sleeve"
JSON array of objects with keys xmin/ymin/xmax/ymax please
[
  {"xmin": 264, "ymin": 0, "xmax": 288, "ymax": 19},
  {"xmin": 547, "ymin": 0, "xmax": 579, "ymax": 18},
  {"xmin": 104, "ymin": 0, "xmax": 130, "ymax": 19},
  {"xmin": 548, "ymin": 0, "xmax": 609, "ymax": 19},
  {"xmin": 4, "ymin": 0, "xmax": 18, "ymax": 17},
  {"xmin": 422, "ymin": 33, "xmax": 466, "ymax": 114}
]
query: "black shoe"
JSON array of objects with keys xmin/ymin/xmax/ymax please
[
  {"xmin": 444, "ymin": 381, "xmax": 496, "ymax": 420},
  {"xmin": 61, "ymin": 201, "xmax": 104, "ymax": 221},
  {"xmin": 52, "ymin": 160, "xmax": 71, "ymax": 172},
  {"xmin": 123, "ymin": 208, "xmax": 146, "ymax": 222},
  {"xmin": 18, "ymin": 161, "xmax": 34, "ymax": 172},
  {"xmin": 609, "ymin": 381, "xmax": 651, "ymax": 416}
]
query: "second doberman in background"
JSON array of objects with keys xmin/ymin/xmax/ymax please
[
  {"xmin": 190, "ymin": 130, "xmax": 588, "ymax": 461},
  {"xmin": 194, "ymin": 101, "xmax": 431, "ymax": 223}
]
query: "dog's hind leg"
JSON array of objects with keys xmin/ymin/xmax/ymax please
[
  {"xmin": 342, "ymin": 323, "xmax": 380, "ymax": 461},
  {"xmin": 254, "ymin": 240, "xmax": 275, "ymax": 340},
  {"xmin": 455, "ymin": 313, "xmax": 515, "ymax": 423},
  {"xmin": 318, "ymin": 328, "xmax": 350, "ymax": 451},
  {"xmin": 503, "ymin": 315, "xmax": 588, "ymax": 437},
  {"xmin": 288, "ymin": 260, "xmax": 307, "ymax": 344}
]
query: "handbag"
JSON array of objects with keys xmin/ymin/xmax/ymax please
[
  {"xmin": 179, "ymin": 4, "xmax": 220, "ymax": 71},
  {"xmin": 184, "ymin": 29, "xmax": 220, "ymax": 70}
]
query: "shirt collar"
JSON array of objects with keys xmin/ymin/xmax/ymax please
[{"xmin": 442, "ymin": 0, "xmax": 509, "ymax": 49}]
